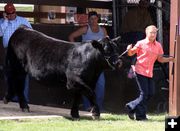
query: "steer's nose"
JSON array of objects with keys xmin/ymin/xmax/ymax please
[{"xmin": 116, "ymin": 59, "xmax": 123, "ymax": 69}]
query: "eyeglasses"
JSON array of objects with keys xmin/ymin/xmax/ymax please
[{"xmin": 149, "ymin": 31, "xmax": 157, "ymax": 34}]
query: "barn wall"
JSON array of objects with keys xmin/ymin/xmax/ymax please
[
  {"xmin": 0, "ymin": 0, "xmax": 112, "ymax": 9},
  {"xmin": 0, "ymin": 24, "xmax": 167, "ymax": 113}
]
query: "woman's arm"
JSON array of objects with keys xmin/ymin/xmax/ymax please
[
  {"xmin": 126, "ymin": 44, "xmax": 138, "ymax": 56},
  {"xmin": 68, "ymin": 26, "xmax": 87, "ymax": 42},
  {"xmin": 157, "ymin": 55, "xmax": 175, "ymax": 63},
  {"xmin": 102, "ymin": 27, "xmax": 108, "ymax": 37}
]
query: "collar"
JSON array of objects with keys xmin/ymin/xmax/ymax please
[{"xmin": 9, "ymin": 16, "xmax": 17, "ymax": 23}]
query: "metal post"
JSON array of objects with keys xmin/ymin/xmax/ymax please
[
  {"xmin": 156, "ymin": 0, "xmax": 163, "ymax": 45},
  {"xmin": 112, "ymin": 0, "xmax": 117, "ymax": 37}
]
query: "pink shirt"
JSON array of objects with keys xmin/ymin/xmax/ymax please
[{"xmin": 134, "ymin": 38, "xmax": 164, "ymax": 78}]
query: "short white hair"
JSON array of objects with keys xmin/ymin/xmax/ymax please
[{"xmin": 145, "ymin": 25, "xmax": 158, "ymax": 32}]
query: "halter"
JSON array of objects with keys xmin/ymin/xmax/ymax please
[
  {"xmin": 104, "ymin": 39, "xmax": 129, "ymax": 69},
  {"xmin": 104, "ymin": 54, "xmax": 119, "ymax": 70}
]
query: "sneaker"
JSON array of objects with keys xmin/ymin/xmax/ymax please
[
  {"xmin": 125, "ymin": 105, "xmax": 135, "ymax": 120},
  {"xmin": 3, "ymin": 97, "xmax": 9, "ymax": 104},
  {"xmin": 136, "ymin": 118, "xmax": 148, "ymax": 121}
]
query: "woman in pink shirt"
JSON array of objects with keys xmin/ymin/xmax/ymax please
[{"xmin": 125, "ymin": 25, "xmax": 174, "ymax": 121}]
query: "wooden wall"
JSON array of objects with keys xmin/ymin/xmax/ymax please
[{"xmin": 0, "ymin": 0, "xmax": 112, "ymax": 8}]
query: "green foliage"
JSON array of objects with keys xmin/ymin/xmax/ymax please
[
  {"xmin": 16, "ymin": 7, "xmax": 33, "ymax": 12},
  {"xmin": 0, "ymin": 113, "xmax": 165, "ymax": 131}
]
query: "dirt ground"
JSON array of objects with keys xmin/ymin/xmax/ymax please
[{"xmin": 0, "ymin": 101, "xmax": 91, "ymax": 120}]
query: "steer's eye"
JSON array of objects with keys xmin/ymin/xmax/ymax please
[
  {"xmin": 104, "ymin": 45, "xmax": 108, "ymax": 51},
  {"xmin": 104, "ymin": 46, "xmax": 111, "ymax": 54}
]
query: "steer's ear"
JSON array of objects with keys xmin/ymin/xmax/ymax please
[{"xmin": 91, "ymin": 40, "xmax": 102, "ymax": 49}]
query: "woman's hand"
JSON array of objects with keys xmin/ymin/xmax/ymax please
[
  {"xmin": 3, "ymin": 12, "xmax": 8, "ymax": 20},
  {"xmin": 169, "ymin": 56, "xmax": 175, "ymax": 63},
  {"xmin": 127, "ymin": 44, "xmax": 133, "ymax": 51}
]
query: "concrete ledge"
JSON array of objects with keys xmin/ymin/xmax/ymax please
[{"xmin": 0, "ymin": 101, "xmax": 91, "ymax": 120}]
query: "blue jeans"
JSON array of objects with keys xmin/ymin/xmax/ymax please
[
  {"xmin": 126, "ymin": 73, "xmax": 155, "ymax": 119},
  {"xmin": 83, "ymin": 72, "xmax": 105, "ymax": 111}
]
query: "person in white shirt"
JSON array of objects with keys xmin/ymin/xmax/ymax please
[{"xmin": 0, "ymin": 3, "xmax": 32, "ymax": 103}]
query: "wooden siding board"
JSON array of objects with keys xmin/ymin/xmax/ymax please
[{"xmin": 0, "ymin": 0, "xmax": 112, "ymax": 9}]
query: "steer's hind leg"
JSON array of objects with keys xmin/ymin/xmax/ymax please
[
  {"xmin": 5, "ymin": 44, "xmax": 29, "ymax": 112},
  {"xmin": 15, "ymin": 73, "xmax": 29, "ymax": 112}
]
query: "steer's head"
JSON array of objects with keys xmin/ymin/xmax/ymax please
[{"xmin": 92, "ymin": 36, "xmax": 122, "ymax": 70}]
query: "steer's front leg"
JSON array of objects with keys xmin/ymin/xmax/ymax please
[
  {"xmin": 83, "ymin": 88, "xmax": 100, "ymax": 119},
  {"xmin": 91, "ymin": 105, "xmax": 100, "ymax": 119},
  {"xmin": 71, "ymin": 91, "xmax": 81, "ymax": 119}
]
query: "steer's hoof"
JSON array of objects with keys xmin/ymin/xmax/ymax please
[
  {"xmin": 72, "ymin": 117, "xmax": 80, "ymax": 121},
  {"xmin": 92, "ymin": 115, "xmax": 100, "ymax": 120},
  {"xmin": 3, "ymin": 97, "xmax": 9, "ymax": 104},
  {"xmin": 71, "ymin": 109, "xmax": 80, "ymax": 120},
  {"xmin": 71, "ymin": 114, "xmax": 80, "ymax": 120},
  {"xmin": 91, "ymin": 107, "xmax": 100, "ymax": 120},
  {"xmin": 22, "ymin": 108, "xmax": 30, "ymax": 112}
]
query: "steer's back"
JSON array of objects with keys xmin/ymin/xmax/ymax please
[{"xmin": 8, "ymin": 26, "xmax": 75, "ymax": 79}]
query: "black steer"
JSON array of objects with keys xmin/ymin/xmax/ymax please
[{"xmin": 4, "ymin": 26, "xmax": 122, "ymax": 119}]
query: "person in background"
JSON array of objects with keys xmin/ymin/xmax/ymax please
[
  {"xmin": 125, "ymin": 25, "xmax": 175, "ymax": 121},
  {"xmin": 0, "ymin": 3, "xmax": 32, "ymax": 103},
  {"xmin": 68, "ymin": 11, "xmax": 108, "ymax": 111}
]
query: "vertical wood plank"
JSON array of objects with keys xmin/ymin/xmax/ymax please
[{"xmin": 169, "ymin": 0, "xmax": 180, "ymax": 116}]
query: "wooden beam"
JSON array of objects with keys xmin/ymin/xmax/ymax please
[
  {"xmin": 0, "ymin": 0, "xmax": 37, "ymax": 5},
  {"xmin": 176, "ymin": 36, "xmax": 180, "ymax": 114},
  {"xmin": 169, "ymin": 0, "xmax": 180, "ymax": 116},
  {"xmin": 0, "ymin": 11, "xmax": 66, "ymax": 18},
  {"xmin": 0, "ymin": 0, "xmax": 112, "ymax": 9}
]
